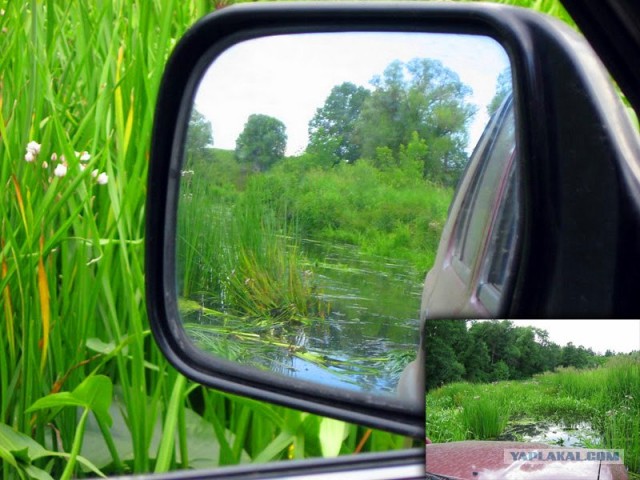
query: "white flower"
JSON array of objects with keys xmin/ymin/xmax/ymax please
[
  {"xmin": 51, "ymin": 153, "xmax": 57, "ymax": 162},
  {"xmin": 25, "ymin": 151, "xmax": 35, "ymax": 162},
  {"xmin": 42, "ymin": 161, "xmax": 48, "ymax": 168},
  {"xmin": 26, "ymin": 141, "xmax": 41, "ymax": 155},
  {"xmin": 96, "ymin": 172, "xmax": 108, "ymax": 185},
  {"xmin": 91, "ymin": 169, "xmax": 99, "ymax": 178},
  {"xmin": 80, "ymin": 151, "xmax": 91, "ymax": 161},
  {"xmin": 79, "ymin": 164, "xmax": 86, "ymax": 172},
  {"xmin": 54, "ymin": 163, "xmax": 67, "ymax": 177}
]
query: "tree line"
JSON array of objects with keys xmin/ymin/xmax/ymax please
[
  {"xmin": 187, "ymin": 58, "xmax": 509, "ymax": 187},
  {"xmin": 425, "ymin": 320, "xmax": 629, "ymax": 391},
  {"xmin": 307, "ymin": 58, "xmax": 476, "ymax": 186}
]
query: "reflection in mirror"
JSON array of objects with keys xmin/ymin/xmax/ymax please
[{"xmin": 177, "ymin": 32, "xmax": 512, "ymax": 402}]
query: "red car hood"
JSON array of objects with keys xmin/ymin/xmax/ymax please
[{"xmin": 426, "ymin": 441, "xmax": 628, "ymax": 480}]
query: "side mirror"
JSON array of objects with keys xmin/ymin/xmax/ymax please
[{"xmin": 146, "ymin": 3, "xmax": 640, "ymax": 438}]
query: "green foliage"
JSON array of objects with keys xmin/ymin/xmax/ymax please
[
  {"xmin": 276, "ymin": 159, "xmax": 451, "ymax": 270},
  {"xmin": 427, "ymin": 320, "xmax": 617, "ymax": 390},
  {"xmin": 235, "ymin": 114, "xmax": 287, "ymax": 171},
  {"xmin": 186, "ymin": 108, "xmax": 214, "ymax": 159},
  {"xmin": 425, "ymin": 396, "xmax": 467, "ymax": 442},
  {"xmin": 487, "ymin": 68, "xmax": 513, "ymax": 116},
  {"xmin": 308, "ymin": 82, "xmax": 370, "ymax": 165},
  {"xmin": 491, "ymin": 360, "xmax": 510, "ymax": 381},
  {"xmin": 427, "ymin": 358, "xmax": 640, "ymax": 472},
  {"xmin": 357, "ymin": 58, "xmax": 476, "ymax": 186},
  {"xmin": 179, "ymin": 170, "xmax": 328, "ymax": 325},
  {"xmin": 425, "ymin": 321, "xmax": 468, "ymax": 390},
  {"xmin": 460, "ymin": 396, "xmax": 509, "ymax": 439}
]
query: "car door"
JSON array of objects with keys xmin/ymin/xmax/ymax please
[{"xmin": 422, "ymin": 98, "xmax": 518, "ymax": 319}]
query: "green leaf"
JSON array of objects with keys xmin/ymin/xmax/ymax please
[
  {"xmin": 72, "ymin": 376, "xmax": 113, "ymax": 427},
  {"xmin": 319, "ymin": 417, "xmax": 348, "ymax": 457},
  {"xmin": 0, "ymin": 423, "xmax": 103, "ymax": 479},
  {"xmin": 27, "ymin": 393, "xmax": 84, "ymax": 413},
  {"xmin": 154, "ymin": 374, "xmax": 186, "ymax": 472},
  {"xmin": 0, "ymin": 423, "xmax": 50, "ymax": 461},
  {"xmin": 86, "ymin": 338, "xmax": 118, "ymax": 355},
  {"xmin": 81, "ymin": 393, "xmax": 243, "ymax": 471},
  {"xmin": 27, "ymin": 375, "xmax": 113, "ymax": 428},
  {"xmin": 23, "ymin": 464, "xmax": 54, "ymax": 480},
  {"xmin": 252, "ymin": 430, "xmax": 295, "ymax": 463}
]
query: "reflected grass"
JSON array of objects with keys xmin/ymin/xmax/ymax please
[{"xmin": 178, "ymin": 179, "xmax": 329, "ymax": 325}]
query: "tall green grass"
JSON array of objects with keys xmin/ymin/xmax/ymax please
[
  {"xmin": 178, "ymin": 174, "xmax": 327, "ymax": 325},
  {"xmin": 0, "ymin": 2, "xmax": 408, "ymax": 478},
  {"xmin": 460, "ymin": 397, "xmax": 509, "ymax": 439}
]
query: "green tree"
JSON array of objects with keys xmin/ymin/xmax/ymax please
[
  {"xmin": 462, "ymin": 334, "xmax": 491, "ymax": 383},
  {"xmin": 468, "ymin": 320, "xmax": 515, "ymax": 366},
  {"xmin": 308, "ymin": 82, "xmax": 370, "ymax": 165},
  {"xmin": 513, "ymin": 326, "xmax": 544, "ymax": 378},
  {"xmin": 543, "ymin": 341, "xmax": 563, "ymax": 372},
  {"xmin": 397, "ymin": 131, "xmax": 428, "ymax": 179},
  {"xmin": 235, "ymin": 114, "xmax": 287, "ymax": 171},
  {"xmin": 425, "ymin": 320, "xmax": 469, "ymax": 390},
  {"xmin": 491, "ymin": 360, "xmax": 510, "ymax": 381},
  {"xmin": 357, "ymin": 58, "xmax": 476, "ymax": 185},
  {"xmin": 487, "ymin": 67, "xmax": 513, "ymax": 116},
  {"xmin": 185, "ymin": 108, "xmax": 213, "ymax": 159}
]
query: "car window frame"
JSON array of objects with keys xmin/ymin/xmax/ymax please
[{"xmin": 450, "ymin": 97, "xmax": 515, "ymax": 295}]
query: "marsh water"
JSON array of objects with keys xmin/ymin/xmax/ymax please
[
  {"xmin": 498, "ymin": 420, "xmax": 602, "ymax": 447},
  {"xmin": 183, "ymin": 238, "xmax": 423, "ymax": 395}
]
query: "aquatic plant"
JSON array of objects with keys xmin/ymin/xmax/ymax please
[{"xmin": 460, "ymin": 396, "xmax": 509, "ymax": 439}]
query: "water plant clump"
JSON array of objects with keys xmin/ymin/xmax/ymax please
[
  {"xmin": 460, "ymin": 396, "xmax": 509, "ymax": 439},
  {"xmin": 178, "ymin": 176, "xmax": 329, "ymax": 326}
]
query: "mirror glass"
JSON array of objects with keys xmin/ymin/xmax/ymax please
[{"xmin": 177, "ymin": 32, "xmax": 512, "ymax": 402}]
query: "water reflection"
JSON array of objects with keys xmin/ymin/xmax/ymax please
[{"xmin": 183, "ymin": 239, "xmax": 422, "ymax": 394}]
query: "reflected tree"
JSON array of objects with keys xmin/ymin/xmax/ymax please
[
  {"xmin": 487, "ymin": 67, "xmax": 513, "ymax": 116},
  {"xmin": 236, "ymin": 114, "xmax": 287, "ymax": 171},
  {"xmin": 357, "ymin": 58, "xmax": 477, "ymax": 186},
  {"xmin": 308, "ymin": 82, "xmax": 371, "ymax": 165},
  {"xmin": 186, "ymin": 108, "xmax": 213, "ymax": 160}
]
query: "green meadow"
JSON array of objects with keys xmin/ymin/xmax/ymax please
[{"xmin": 427, "ymin": 356, "xmax": 640, "ymax": 475}]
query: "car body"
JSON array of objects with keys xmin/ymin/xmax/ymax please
[
  {"xmin": 426, "ymin": 441, "xmax": 629, "ymax": 480},
  {"xmin": 421, "ymin": 96, "xmax": 518, "ymax": 319}
]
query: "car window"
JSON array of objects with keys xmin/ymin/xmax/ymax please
[
  {"xmin": 453, "ymin": 104, "xmax": 516, "ymax": 282},
  {"xmin": 483, "ymin": 160, "xmax": 519, "ymax": 291},
  {"xmin": 476, "ymin": 157, "xmax": 519, "ymax": 312}
]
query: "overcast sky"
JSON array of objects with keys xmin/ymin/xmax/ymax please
[
  {"xmin": 193, "ymin": 32, "xmax": 511, "ymax": 156},
  {"xmin": 477, "ymin": 320, "xmax": 640, "ymax": 355}
]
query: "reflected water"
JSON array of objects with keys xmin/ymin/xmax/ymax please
[
  {"xmin": 498, "ymin": 420, "xmax": 602, "ymax": 448},
  {"xmin": 183, "ymin": 238, "xmax": 422, "ymax": 394}
]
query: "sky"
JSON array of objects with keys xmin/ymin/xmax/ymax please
[
  {"xmin": 193, "ymin": 32, "xmax": 511, "ymax": 156},
  {"xmin": 477, "ymin": 320, "xmax": 640, "ymax": 355}
]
